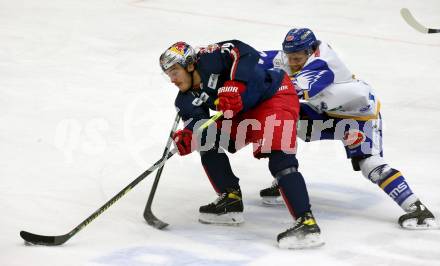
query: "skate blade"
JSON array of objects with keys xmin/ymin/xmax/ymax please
[
  {"xmin": 278, "ymin": 233, "xmax": 325, "ymax": 250},
  {"xmin": 198, "ymin": 212, "xmax": 244, "ymax": 225},
  {"xmin": 262, "ymin": 196, "xmax": 284, "ymax": 206},
  {"xmin": 401, "ymin": 218, "xmax": 439, "ymax": 230}
]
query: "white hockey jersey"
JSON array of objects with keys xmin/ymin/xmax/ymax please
[{"xmin": 259, "ymin": 42, "xmax": 380, "ymax": 120}]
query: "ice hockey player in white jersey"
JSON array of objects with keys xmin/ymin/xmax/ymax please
[{"xmin": 259, "ymin": 28, "xmax": 437, "ymax": 230}]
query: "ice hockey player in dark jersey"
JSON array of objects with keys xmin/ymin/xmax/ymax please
[
  {"xmin": 159, "ymin": 40, "xmax": 324, "ymax": 249},
  {"xmin": 258, "ymin": 28, "xmax": 437, "ymax": 230}
]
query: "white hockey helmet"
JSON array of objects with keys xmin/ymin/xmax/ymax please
[{"xmin": 159, "ymin": 41, "xmax": 196, "ymax": 72}]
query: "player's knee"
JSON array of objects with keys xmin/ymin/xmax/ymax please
[
  {"xmin": 268, "ymin": 151, "xmax": 299, "ymax": 179},
  {"xmin": 358, "ymin": 155, "xmax": 392, "ymax": 183}
]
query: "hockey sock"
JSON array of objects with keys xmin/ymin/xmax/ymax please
[
  {"xmin": 269, "ymin": 151, "xmax": 311, "ymax": 218},
  {"xmin": 200, "ymin": 148, "xmax": 240, "ymax": 194},
  {"xmin": 278, "ymin": 171, "xmax": 312, "ymax": 219},
  {"xmin": 378, "ymin": 168, "xmax": 417, "ymax": 211}
]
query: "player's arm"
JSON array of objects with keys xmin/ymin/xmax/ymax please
[
  {"xmin": 219, "ymin": 40, "xmax": 260, "ymax": 82},
  {"xmin": 294, "ymin": 59, "xmax": 335, "ymax": 100},
  {"xmin": 173, "ymin": 92, "xmax": 211, "ymax": 155},
  {"xmin": 257, "ymin": 50, "xmax": 280, "ymax": 69},
  {"xmin": 215, "ymin": 40, "xmax": 262, "ymax": 117},
  {"xmin": 297, "ymin": 60, "xmax": 373, "ymax": 114}
]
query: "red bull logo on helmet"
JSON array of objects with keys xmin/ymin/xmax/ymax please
[{"xmin": 169, "ymin": 41, "xmax": 187, "ymax": 56}]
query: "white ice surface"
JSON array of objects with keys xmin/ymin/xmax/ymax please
[{"xmin": 1, "ymin": 0, "xmax": 440, "ymax": 265}]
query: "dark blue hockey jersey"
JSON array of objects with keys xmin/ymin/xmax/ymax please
[
  {"xmin": 175, "ymin": 89, "xmax": 210, "ymax": 131},
  {"xmin": 175, "ymin": 40, "xmax": 286, "ymax": 131}
]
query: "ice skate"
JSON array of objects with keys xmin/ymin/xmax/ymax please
[
  {"xmin": 260, "ymin": 181, "xmax": 283, "ymax": 206},
  {"xmin": 277, "ymin": 211, "xmax": 324, "ymax": 249},
  {"xmin": 399, "ymin": 200, "xmax": 438, "ymax": 229},
  {"xmin": 199, "ymin": 188, "xmax": 244, "ymax": 225}
]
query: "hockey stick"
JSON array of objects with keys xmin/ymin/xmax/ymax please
[
  {"xmin": 400, "ymin": 8, "xmax": 440, "ymax": 34},
  {"xmin": 19, "ymin": 112, "xmax": 222, "ymax": 246},
  {"xmin": 20, "ymin": 150, "xmax": 177, "ymax": 246},
  {"xmin": 143, "ymin": 113, "xmax": 181, "ymax": 229}
]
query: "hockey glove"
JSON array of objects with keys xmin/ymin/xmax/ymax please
[
  {"xmin": 217, "ymin": 80, "xmax": 246, "ymax": 118},
  {"xmin": 172, "ymin": 128, "xmax": 194, "ymax": 156}
]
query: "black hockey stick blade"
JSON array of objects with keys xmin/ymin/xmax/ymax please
[
  {"xmin": 19, "ymin": 149, "xmax": 177, "ymax": 246},
  {"xmin": 400, "ymin": 8, "xmax": 440, "ymax": 34},
  {"xmin": 20, "ymin": 231, "xmax": 70, "ymax": 246},
  {"xmin": 143, "ymin": 160, "xmax": 170, "ymax": 229},
  {"xmin": 143, "ymin": 115, "xmax": 180, "ymax": 229},
  {"xmin": 143, "ymin": 156, "xmax": 172, "ymax": 230},
  {"xmin": 144, "ymin": 212, "xmax": 169, "ymax": 229},
  {"xmin": 427, "ymin": 28, "xmax": 440, "ymax": 34}
]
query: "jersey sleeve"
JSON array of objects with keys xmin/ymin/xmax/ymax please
[
  {"xmin": 294, "ymin": 59, "xmax": 335, "ymax": 99},
  {"xmin": 218, "ymin": 40, "xmax": 260, "ymax": 83},
  {"xmin": 197, "ymin": 40, "xmax": 284, "ymax": 113},
  {"xmin": 258, "ymin": 50, "xmax": 280, "ymax": 69}
]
